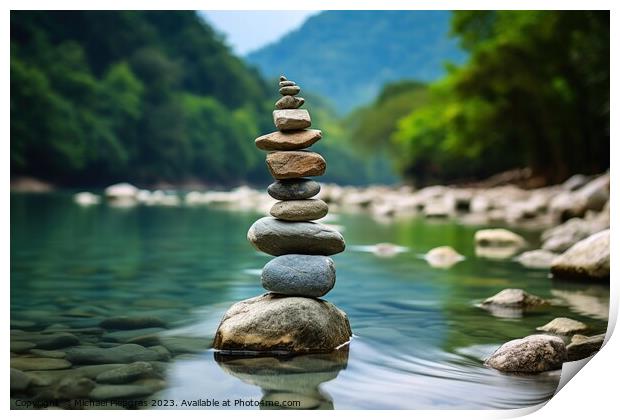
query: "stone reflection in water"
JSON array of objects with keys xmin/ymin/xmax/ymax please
[
  {"xmin": 214, "ymin": 346, "xmax": 349, "ymax": 410},
  {"xmin": 551, "ymin": 283, "xmax": 610, "ymax": 320}
]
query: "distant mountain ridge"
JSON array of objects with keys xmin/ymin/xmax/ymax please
[{"xmin": 246, "ymin": 10, "xmax": 466, "ymax": 112}]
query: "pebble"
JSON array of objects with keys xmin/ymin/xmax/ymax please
[
  {"xmin": 276, "ymin": 95, "xmax": 305, "ymax": 109},
  {"xmin": 273, "ymin": 109, "xmax": 311, "ymax": 131},
  {"xmin": 279, "ymin": 80, "xmax": 296, "ymax": 87},
  {"xmin": 89, "ymin": 384, "xmax": 156, "ymax": 400},
  {"xmin": 29, "ymin": 349, "xmax": 66, "ymax": 359},
  {"xmin": 11, "ymin": 341, "xmax": 36, "ymax": 353},
  {"xmin": 255, "ymin": 129, "xmax": 322, "ymax": 151},
  {"xmin": 267, "ymin": 178, "xmax": 321, "ymax": 200},
  {"xmin": 266, "ymin": 151, "xmax": 326, "ymax": 179},
  {"xmin": 11, "ymin": 368, "xmax": 31, "ymax": 391},
  {"xmin": 474, "ymin": 228, "xmax": 526, "ymax": 248},
  {"xmin": 99, "ymin": 316, "xmax": 166, "ymax": 330},
  {"xmin": 95, "ymin": 361, "xmax": 155, "ymax": 384},
  {"xmin": 279, "ymin": 85, "xmax": 301, "ymax": 96},
  {"xmin": 65, "ymin": 344, "xmax": 164, "ymax": 364},
  {"xmin": 262, "ymin": 254, "xmax": 336, "ymax": 297},
  {"xmin": 102, "ymin": 327, "xmax": 165, "ymax": 344},
  {"xmin": 247, "ymin": 217, "xmax": 346, "ymax": 256},
  {"xmin": 11, "ymin": 357, "xmax": 72, "ymax": 371},
  {"xmin": 424, "ymin": 246, "xmax": 464, "ymax": 268},
  {"xmin": 270, "ymin": 199, "xmax": 328, "ymax": 221},
  {"xmin": 10, "ymin": 332, "xmax": 80, "ymax": 350},
  {"xmin": 515, "ymin": 249, "xmax": 558, "ymax": 269}
]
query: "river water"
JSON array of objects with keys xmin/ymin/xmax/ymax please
[{"xmin": 10, "ymin": 193, "xmax": 609, "ymax": 409}]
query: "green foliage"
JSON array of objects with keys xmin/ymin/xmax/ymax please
[
  {"xmin": 11, "ymin": 11, "xmax": 273, "ymax": 187},
  {"xmin": 389, "ymin": 11, "xmax": 609, "ymax": 184}
]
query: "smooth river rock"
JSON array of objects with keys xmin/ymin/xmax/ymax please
[
  {"xmin": 424, "ymin": 246, "xmax": 464, "ymax": 268},
  {"xmin": 474, "ymin": 228, "xmax": 526, "ymax": 248},
  {"xmin": 266, "ymin": 151, "xmax": 326, "ymax": 180},
  {"xmin": 551, "ymin": 229, "xmax": 610, "ymax": 280},
  {"xmin": 536, "ymin": 317, "xmax": 588, "ymax": 335},
  {"xmin": 515, "ymin": 249, "xmax": 559, "ymax": 269},
  {"xmin": 267, "ymin": 178, "xmax": 320, "ymax": 200},
  {"xmin": 485, "ymin": 334, "xmax": 567, "ymax": 373},
  {"xmin": 247, "ymin": 217, "xmax": 345, "ymax": 256},
  {"xmin": 95, "ymin": 361, "xmax": 156, "ymax": 384},
  {"xmin": 273, "ymin": 109, "xmax": 311, "ymax": 131},
  {"xmin": 275, "ymin": 95, "xmax": 305, "ymax": 110},
  {"xmin": 567, "ymin": 333, "xmax": 605, "ymax": 361},
  {"xmin": 482, "ymin": 288, "xmax": 548, "ymax": 308},
  {"xmin": 255, "ymin": 129, "xmax": 322, "ymax": 151},
  {"xmin": 11, "ymin": 357, "xmax": 72, "ymax": 371},
  {"xmin": 66, "ymin": 344, "xmax": 163, "ymax": 364},
  {"xmin": 279, "ymin": 85, "xmax": 301, "ymax": 96},
  {"xmin": 270, "ymin": 199, "xmax": 328, "ymax": 221},
  {"xmin": 213, "ymin": 293, "xmax": 351, "ymax": 353},
  {"xmin": 262, "ymin": 255, "xmax": 336, "ymax": 297},
  {"xmin": 99, "ymin": 315, "xmax": 166, "ymax": 330}
]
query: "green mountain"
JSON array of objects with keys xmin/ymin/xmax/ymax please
[{"xmin": 246, "ymin": 11, "xmax": 466, "ymax": 112}]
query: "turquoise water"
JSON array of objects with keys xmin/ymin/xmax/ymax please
[{"xmin": 11, "ymin": 193, "xmax": 609, "ymax": 409}]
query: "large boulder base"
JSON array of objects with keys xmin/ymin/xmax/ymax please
[
  {"xmin": 485, "ymin": 334, "xmax": 567, "ymax": 373},
  {"xmin": 551, "ymin": 229, "xmax": 610, "ymax": 280},
  {"xmin": 213, "ymin": 293, "xmax": 351, "ymax": 354}
]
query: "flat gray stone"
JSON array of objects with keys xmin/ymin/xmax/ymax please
[
  {"xmin": 255, "ymin": 129, "xmax": 321, "ymax": 151},
  {"xmin": 267, "ymin": 178, "xmax": 321, "ymax": 200},
  {"xmin": 270, "ymin": 199, "xmax": 328, "ymax": 221},
  {"xmin": 66, "ymin": 344, "xmax": 163, "ymax": 364},
  {"xmin": 10, "ymin": 332, "xmax": 80, "ymax": 350},
  {"xmin": 29, "ymin": 349, "xmax": 66, "ymax": 359},
  {"xmin": 11, "ymin": 341, "xmax": 36, "ymax": 353},
  {"xmin": 89, "ymin": 384, "xmax": 156, "ymax": 400},
  {"xmin": 276, "ymin": 95, "xmax": 305, "ymax": 109},
  {"xmin": 262, "ymin": 255, "xmax": 336, "ymax": 297},
  {"xmin": 213, "ymin": 293, "xmax": 351, "ymax": 354},
  {"xmin": 273, "ymin": 109, "xmax": 311, "ymax": 131},
  {"xmin": 515, "ymin": 249, "xmax": 559, "ymax": 269},
  {"xmin": 247, "ymin": 217, "xmax": 345, "ymax": 256},
  {"xmin": 279, "ymin": 80, "xmax": 296, "ymax": 87},
  {"xmin": 485, "ymin": 334, "xmax": 567, "ymax": 373},
  {"xmin": 481, "ymin": 288, "xmax": 548, "ymax": 308}
]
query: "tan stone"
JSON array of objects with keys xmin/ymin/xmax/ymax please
[
  {"xmin": 270, "ymin": 199, "xmax": 328, "ymax": 221},
  {"xmin": 266, "ymin": 151, "xmax": 326, "ymax": 179},
  {"xmin": 273, "ymin": 109, "xmax": 311, "ymax": 131},
  {"xmin": 255, "ymin": 129, "xmax": 322, "ymax": 151}
]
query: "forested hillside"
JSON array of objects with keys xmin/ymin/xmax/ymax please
[
  {"xmin": 11, "ymin": 11, "xmax": 274, "ymax": 187},
  {"xmin": 247, "ymin": 10, "xmax": 465, "ymax": 113}
]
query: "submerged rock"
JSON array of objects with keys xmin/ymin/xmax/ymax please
[
  {"xmin": 95, "ymin": 362, "xmax": 156, "ymax": 384},
  {"xmin": 262, "ymin": 254, "xmax": 336, "ymax": 297},
  {"xmin": 99, "ymin": 316, "xmax": 166, "ymax": 330},
  {"xmin": 213, "ymin": 294, "xmax": 351, "ymax": 354},
  {"xmin": 536, "ymin": 317, "xmax": 588, "ymax": 335},
  {"xmin": 424, "ymin": 246, "xmax": 464, "ymax": 268},
  {"xmin": 485, "ymin": 334, "xmax": 567, "ymax": 373},
  {"xmin": 567, "ymin": 333, "xmax": 605, "ymax": 361},
  {"xmin": 66, "ymin": 344, "xmax": 164, "ymax": 364},
  {"xmin": 10, "ymin": 368, "xmax": 31, "ymax": 391},
  {"xmin": 10, "ymin": 357, "xmax": 72, "ymax": 371},
  {"xmin": 551, "ymin": 229, "xmax": 610, "ymax": 280},
  {"xmin": 482, "ymin": 289, "xmax": 548, "ymax": 308},
  {"xmin": 515, "ymin": 249, "xmax": 559, "ymax": 269},
  {"xmin": 247, "ymin": 217, "xmax": 345, "ymax": 256}
]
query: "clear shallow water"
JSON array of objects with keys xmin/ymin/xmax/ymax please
[{"xmin": 11, "ymin": 193, "xmax": 609, "ymax": 409}]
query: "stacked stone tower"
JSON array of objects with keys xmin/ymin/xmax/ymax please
[{"xmin": 213, "ymin": 76, "xmax": 351, "ymax": 355}]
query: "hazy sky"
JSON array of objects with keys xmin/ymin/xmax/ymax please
[{"xmin": 200, "ymin": 11, "xmax": 319, "ymax": 56}]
